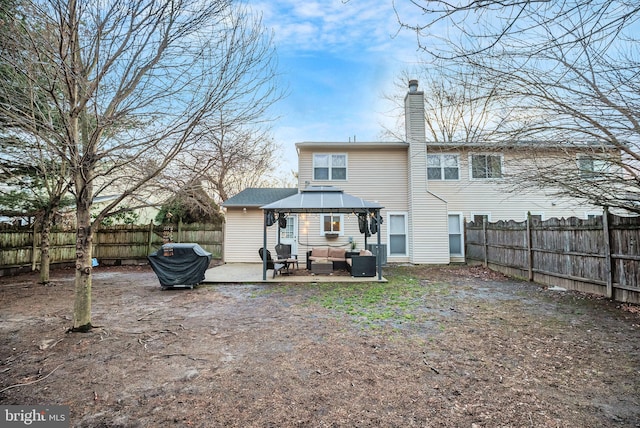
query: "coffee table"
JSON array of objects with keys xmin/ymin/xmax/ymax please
[{"xmin": 311, "ymin": 261, "xmax": 333, "ymax": 275}]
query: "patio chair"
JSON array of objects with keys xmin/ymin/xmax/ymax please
[
  {"xmin": 258, "ymin": 248, "xmax": 286, "ymax": 278},
  {"xmin": 275, "ymin": 243, "xmax": 299, "ymax": 272}
]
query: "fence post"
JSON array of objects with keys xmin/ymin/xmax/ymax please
[
  {"xmin": 527, "ymin": 212, "xmax": 533, "ymax": 281},
  {"xmin": 147, "ymin": 221, "xmax": 154, "ymax": 254},
  {"xmin": 482, "ymin": 218, "xmax": 488, "ymax": 267},
  {"xmin": 31, "ymin": 225, "xmax": 38, "ymax": 272},
  {"xmin": 603, "ymin": 207, "xmax": 613, "ymax": 299}
]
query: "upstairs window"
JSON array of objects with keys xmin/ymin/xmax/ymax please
[
  {"xmin": 471, "ymin": 154, "xmax": 502, "ymax": 179},
  {"xmin": 578, "ymin": 156, "xmax": 609, "ymax": 179},
  {"xmin": 472, "ymin": 213, "xmax": 490, "ymax": 224},
  {"xmin": 427, "ymin": 154, "xmax": 459, "ymax": 180},
  {"xmin": 314, "ymin": 154, "xmax": 347, "ymax": 180}
]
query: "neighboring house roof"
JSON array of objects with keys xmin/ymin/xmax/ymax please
[
  {"xmin": 222, "ymin": 188, "xmax": 298, "ymax": 208},
  {"xmin": 260, "ymin": 186, "xmax": 384, "ymax": 214}
]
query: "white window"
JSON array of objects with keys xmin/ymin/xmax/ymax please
[
  {"xmin": 321, "ymin": 214, "xmax": 343, "ymax": 235},
  {"xmin": 470, "ymin": 154, "xmax": 502, "ymax": 179},
  {"xmin": 313, "ymin": 154, "xmax": 347, "ymax": 180},
  {"xmin": 388, "ymin": 213, "xmax": 407, "ymax": 256},
  {"xmin": 448, "ymin": 214, "xmax": 464, "ymax": 256},
  {"xmin": 427, "ymin": 154, "xmax": 459, "ymax": 180},
  {"xmin": 471, "ymin": 212, "xmax": 491, "ymax": 225},
  {"xmin": 528, "ymin": 212, "xmax": 544, "ymax": 222},
  {"xmin": 577, "ymin": 156, "xmax": 609, "ymax": 179}
]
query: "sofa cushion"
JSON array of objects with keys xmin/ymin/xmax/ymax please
[
  {"xmin": 311, "ymin": 247, "xmax": 329, "ymax": 258},
  {"xmin": 328, "ymin": 247, "xmax": 346, "ymax": 259},
  {"xmin": 359, "ymin": 249, "xmax": 373, "ymax": 256}
]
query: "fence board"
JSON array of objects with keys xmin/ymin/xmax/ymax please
[
  {"xmin": 466, "ymin": 213, "xmax": 640, "ymax": 304},
  {"xmin": 0, "ymin": 222, "xmax": 223, "ymax": 274}
]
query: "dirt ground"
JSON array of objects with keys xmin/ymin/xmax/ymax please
[{"xmin": 1, "ymin": 264, "xmax": 639, "ymax": 428}]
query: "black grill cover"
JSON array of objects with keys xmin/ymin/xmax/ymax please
[{"xmin": 148, "ymin": 243, "xmax": 212, "ymax": 287}]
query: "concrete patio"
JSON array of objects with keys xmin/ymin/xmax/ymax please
[{"xmin": 203, "ymin": 263, "xmax": 386, "ymax": 283}]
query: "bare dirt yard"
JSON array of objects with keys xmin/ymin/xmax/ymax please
[{"xmin": 1, "ymin": 263, "xmax": 639, "ymax": 427}]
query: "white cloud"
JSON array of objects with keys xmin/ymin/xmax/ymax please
[
  {"xmin": 248, "ymin": 0, "xmax": 427, "ymax": 178},
  {"xmin": 254, "ymin": 0, "xmax": 413, "ymax": 54}
]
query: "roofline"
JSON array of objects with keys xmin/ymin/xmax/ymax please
[
  {"xmin": 296, "ymin": 141, "xmax": 408, "ymax": 149},
  {"xmin": 426, "ymin": 141, "xmax": 621, "ymax": 149},
  {"xmin": 221, "ymin": 188, "xmax": 298, "ymax": 208},
  {"xmin": 295, "ymin": 140, "xmax": 620, "ymax": 150}
]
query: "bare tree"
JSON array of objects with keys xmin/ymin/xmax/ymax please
[
  {"xmin": 395, "ymin": 1, "xmax": 640, "ymax": 213},
  {"xmin": 178, "ymin": 115, "xmax": 281, "ymax": 203},
  {"xmin": 1, "ymin": 0, "xmax": 282, "ymax": 331},
  {"xmin": 382, "ymin": 67, "xmax": 507, "ymax": 143}
]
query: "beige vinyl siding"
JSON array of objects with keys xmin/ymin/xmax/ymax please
[
  {"xmin": 298, "ymin": 145, "xmax": 410, "ymax": 260},
  {"xmin": 298, "ymin": 145, "xmax": 408, "ymax": 210},
  {"xmin": 426, "ymin": 149, "xmax": 600, "ymax": 222},
  {"xmin": 223, "ymin": 207, "xmax": 279, "ymax": 263},
  {"xmin": 408, "ymin": 145, "xmax": 450, "ymax": 264}
]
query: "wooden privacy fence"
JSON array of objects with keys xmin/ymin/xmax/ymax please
[
  {"xmin": 0, "ymin": 222, "xmax": 223, "ymax": 275},
  {"xmin": 465, "ymin": 211, "xmax": 640, "ymax": 304}
]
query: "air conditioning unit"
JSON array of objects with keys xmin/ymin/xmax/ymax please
[{"xmin": 366, "ymin": 244, "xmax": 387, "ymax": 266}]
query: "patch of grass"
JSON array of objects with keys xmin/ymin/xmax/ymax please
[{"xmin": 308, "ymin": 269, "xmax": 451, "ymax": 329}]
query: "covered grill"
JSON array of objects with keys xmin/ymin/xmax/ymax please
[{"xmin": 148, "ymin": 243, "xmax": 211, "ymax": 289}]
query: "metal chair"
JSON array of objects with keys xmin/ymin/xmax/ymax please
[
  {"xmin": 258, "ymin": 248, "xmax": 285, "ymax": 278},
  {"xmin": 274, "ymin": 243, "xmax": 299, "ymax": 272}
]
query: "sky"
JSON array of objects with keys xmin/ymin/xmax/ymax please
[{"xmin": 252, "ymin": 1, "xmax": 425, "ymax": 178}]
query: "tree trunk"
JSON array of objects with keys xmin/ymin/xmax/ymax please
[
  {"xmin": 72, "ymin": 193, "xmax": 93, "ymax": 332},
  {"xmin": 38, "ymin": 206, "xmax": 59, "ymax": 284},
  {"xmin": 72, "ymin": 104, "xmax": 94, "ymax": 331},
  {"xmin": 39, "ymin": 219, "xmax": 51, "ymax": 284}
]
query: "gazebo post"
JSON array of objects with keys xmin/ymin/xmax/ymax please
[{"xmin": 376, "ymin": 209, "xmax": 382, "ymax": 280}]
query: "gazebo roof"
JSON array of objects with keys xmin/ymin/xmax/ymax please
[{"xmin": 260, "ymin": 186, "xmax": 384, "ymax": 213}]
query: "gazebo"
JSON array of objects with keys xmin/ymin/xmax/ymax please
[{"xmin": 260, "ymin": 186, "xmax": 385, "ymax": 281}]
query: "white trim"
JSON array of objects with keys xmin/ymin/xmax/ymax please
[{"xmin": 387, "ymin": 212, "xmax": 408, "ymax": 256}]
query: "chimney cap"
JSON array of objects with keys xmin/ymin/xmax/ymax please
[{"xmin": 408, "ymin": 79, "xmax": 419, "ymax": 93}]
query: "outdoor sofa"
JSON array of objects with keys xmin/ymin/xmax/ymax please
[
  {"xmin": 306, "ymin": 246, "xmax": 350, "ymax": 270},
  {"xmin": 345, "ymin": 249, "xmax": 377, "ymax": 277},
  {"xmin": 306, "ymin": 247, "xmax": 376, "ymax": 277}
]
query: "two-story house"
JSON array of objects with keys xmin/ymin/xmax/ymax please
[{"xmin": 222, "ymin": 80, "xmax": 602, "ymax": 265}]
